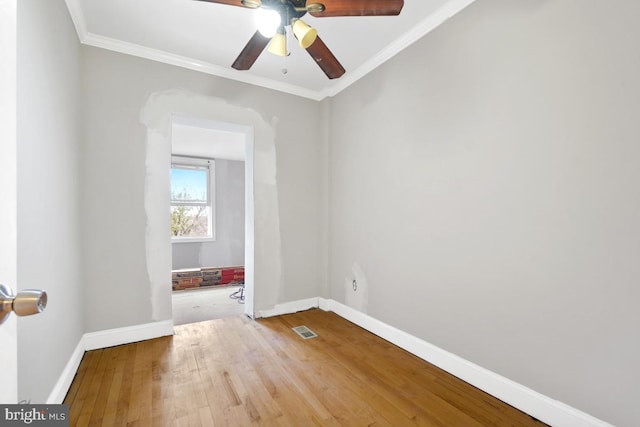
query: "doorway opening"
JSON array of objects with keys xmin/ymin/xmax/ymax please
[{"xmin": 169, "ymin": 115, "xmax": 254, "ymax": 325}]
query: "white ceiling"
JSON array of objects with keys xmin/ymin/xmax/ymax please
[
  {"xmin": 172, "ymin": 115, "xmax": 247, "ymax": 161},
  {"xmin": 64, "ymin": 0, "xmax": 476, "ymax": 100}
]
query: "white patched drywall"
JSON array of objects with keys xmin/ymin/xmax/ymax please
[
  {"xmin": 344, "ymin": 262, "xmax": 368, "ymax": 313},
  {"xmin": 140, "ymin": 90, "xmax": 282, "ymax": 320}
]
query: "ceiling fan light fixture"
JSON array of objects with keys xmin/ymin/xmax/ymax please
[
  {"xmin": 292, "ymin": 18, "xmax": 317, "ymax": 49},
  {"xmin": 267, "ymin": 29, "xmax": 288, "ymax": 57},
  {"xmin": 255, "ymin": 7, "xmax": 281, "ymax": 38}
]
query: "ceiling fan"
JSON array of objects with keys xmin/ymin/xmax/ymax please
[{"xmin": 196, "ymin": 0, "xmax": 404, "ymax": 79}]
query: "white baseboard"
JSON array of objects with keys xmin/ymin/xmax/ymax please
[
  {"xmin": 257, "ymin": 297, "xmax": 319, "ymax": 318},
  {"xmin": 318, "ymin": 297, "xmax": 331, "ymax": 311},
  {"xmin": 83, "ymin": 320, "xmax": 174, "ymax": 351},
  {"xmin": 46, "ymin": 338, "xmax": 85, "ymax": 404},
  {"xmin": 321, "ymin": 299, "xmax": 612, "ymax": 427}
]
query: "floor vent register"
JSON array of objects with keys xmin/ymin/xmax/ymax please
[{"xmin": 292, "ymin": 325, "xmax": 318, "ymax": 339}]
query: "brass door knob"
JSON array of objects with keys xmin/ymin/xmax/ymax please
[{"xmin": 0, "ymin": 284, "xmax": 47, "ymax": 325}]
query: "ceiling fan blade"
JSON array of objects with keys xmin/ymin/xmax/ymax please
[
  {"xmin": 232, "ymin": 31, "xmax": 271, "ymax": 70},
  {"xmin": 309, "ymin": 0, "xmax": 404, "ymax": 17},
  {"xmin": 193, "ymin": 0, "xmax": 250, "ymax": 7},
  {"xmin": 306, "ymin": 36, "xmax": 345, "ymax": 79}
]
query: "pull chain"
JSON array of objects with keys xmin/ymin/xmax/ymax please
[{"xmin": 282, "ymin": 9, "xmax": 290, "ymax": 74}]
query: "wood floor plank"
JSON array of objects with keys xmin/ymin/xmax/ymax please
[
  {"xmin": 63, "ymin": 352, "xmax": 89, "ymax": 406},
  {"xmin": 85, "ymin": 347, "xmax": 117, "ymax": 426},
  {"xmin": 66, "ymin": 309, "xmax": 547, "ymax": 426},
  {"xmin": 69, "ymin": 349, "xmax": 106, "ymax": 427},
  {"xmin": 113, "ymin": 343, "xmax": 136, "ymax": 426}
]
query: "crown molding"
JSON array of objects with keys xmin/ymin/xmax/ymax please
[
  {"xmin": 82, "ymin": 32, "xmax": 325, "ymax": 101},
  {"xmin": 65, "ymin": 0, "xmax": 477, "ymax": 101},
  {"xmin": 325, "ymin": 0, "xmax": 478, "ymax": 98},
  {"xmin": 64, "ymin": 0, "xmax": 87, "ymax": 38}
]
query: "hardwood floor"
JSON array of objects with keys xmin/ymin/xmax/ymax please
[{"xmin": 64, "ymin": 309, "xmax": 547, "ymax": 426}]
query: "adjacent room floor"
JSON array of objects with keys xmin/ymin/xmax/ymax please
[{"xmin": 172, "ymin": 285, "xmax": 245, "ymax": 325}]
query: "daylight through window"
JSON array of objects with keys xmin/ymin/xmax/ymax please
[{"xmin": 170, "ymin": 157, "xmax": 213, "ymax": 240}]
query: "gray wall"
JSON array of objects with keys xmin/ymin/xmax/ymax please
[
  {"xmin": 16, "ymin": 0, "xmax": 84, "ymax": 402},
  {"xmin": 327, "ymin": 1, "xmax": 640, "ymax": 426},
  {"xmin": 172, "ymin": 159, "xmax": 245, "ymax": 270},
  {"xmin": 81, "ymin": 46, "xmax": 326, "ymax": 330}
]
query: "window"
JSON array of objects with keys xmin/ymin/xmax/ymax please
[{"xmin": 170, "ymin": 157, "xmax": 214, "ymax": 241}]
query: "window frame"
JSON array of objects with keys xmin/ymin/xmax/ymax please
[{"xmin": 170, "ymin": 156, "xmax": 215, "ymax": 243}]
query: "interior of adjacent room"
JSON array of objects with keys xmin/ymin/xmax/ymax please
[{"xmin": 170, "ymin": 116, "xmax": 248, "ymax": 325}]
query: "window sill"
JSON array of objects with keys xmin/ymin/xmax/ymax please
[{"xmin": 171, "ymin": 237, "xmax": 215, "ymax": 244}]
